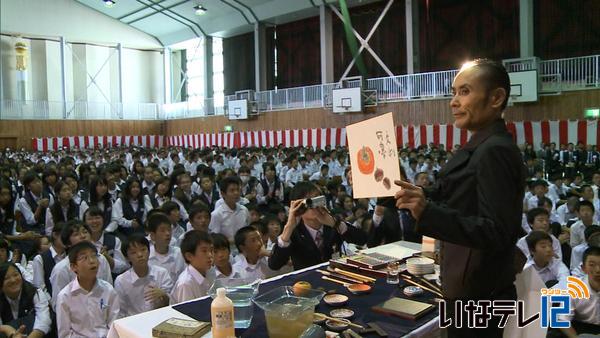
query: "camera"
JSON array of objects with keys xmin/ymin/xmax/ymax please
[{"xmin": 303, "ymin": 195, "xmax": 327, "ymax": 209}]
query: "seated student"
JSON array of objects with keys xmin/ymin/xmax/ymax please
[
  {"xmin": 232, "ymin": 226, "xmax": 272, "ymax": 281},
  {"xmin": 257, "ymin": 214, "xmax": 281, "ymax": 252},
  {"xmin": 516, "ymin": 208, "xmax": 562, "ymax": 260},
  {"xmin": 269, "ymin": 182, "xmax": 367, "ymax": 271},
  {"xmin": 170, "ymin": 230, "xmax": 215, "ymax": 304},
  {"xmin": 44, "ymin": 180, "xmax": 79, "ymax": 236},
  {"xmin": 184, "ymin": 205, "xmax": 211, "ymax": 233},
  {"xmin": 114, "ymin": 234, "xmax": 173, "ymax": 317},
  {"xmin": 161, "ymin": 201, "xmax": 186, "ymax": 247},
  {"xmin": 84, "ymin": 207, "xmax": 129, "ymax": 275},
  {"xmin": 210, "ymin": 233, "xmax": 240, "ymax": 280},
  {"xmin": 246, "ymin": 204, "xmax": 261, "ymax": 224},
  {"xmin": 109, "ymin": 177, "xmax": 147, "ymax": 236},
  {"xmin": 31, "ymin": 222, "xmax": 66, "ymax": 294},
  {"xmin": 0, "ymin": 262, "xmax": 52, "ymax": 338},
  {"xmin": 171, "ymin": 173, "xmax": 197, "ymax": 221},
  {"xmin": 144, "ymin": 176, "xmax": 171, "ymax": 210},
  {"xmin": 527, "ymin": 180, "xmax": 550, "ymax": 211},
  {"xmin": 195, "ymin": 175, "xmax": 219, "ymax": 212},
  {"xmin": 308, "ymin": 164, "xmax": 329, "ymax": 182},
  {"xmin": 558, "ymin": 246, "xmax": 600, "ymax": 337},
  {"xmin": 147, "ymin": 213, "xmax": 185, "ymax": 283},
  {"xmin": 56, "ymin": 242, "xmax": 120, "ymax": 338},
  {"xmin": 18, "ymin": 171, "xmax": 53, "ymax": 238},
  {"xmin": 570, "ymin": 200, "xmax": 597, "ymax": 247},
  {"xmin": 209, "ymin": 177, "xmax": 250, "ymax": 242},
  {"xmin": 570, "ymin": 225, "xmax": 600, "ymax": 278},
  {"xmin": 49, "ymin": 221, "xmax": 113, "ymax": 309},
  {"xmin": 556, "ymin": 196, "xmax": 579, "ymax": 226},
  {"xmin": 255, "ymin": 163, "xmax": 284, "ymax": 211},
  {"xmin": 523, "ymin": 231, "xmax": 570, "ymax": 287}
]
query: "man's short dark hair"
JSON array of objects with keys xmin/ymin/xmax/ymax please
[
  {"xmin": 525, "ymin": 230, "xmax": 552, "ymax": 252},
  {"xmin": 22, "ymin": 171, "xmax": 40, "ymax": 188},
  {"xmin": 189, "ymin": 205, "xmax": 210, "ymax": 221},
  {"xmin": 466, "ymin": 58, "xmax": 511, "ymax": 111},
  {"xmin": 234, "ymin": 225, "xmax": 259, "ymax": 253},
  {"xmin": 584, "ymin": 225, "xmax": 600, "ymax": 242},
  {"xmin": 121, "ymin": 233, "xmax": 150, "ymax": 258},
  {"xmin": 210, "ymin": 233, "xmax": 230, "ymax": 252},
  {"xmin": 161, "ymin": 201, "xmax": 180, "ymax": 215},
  {"xmin": 68, "ymin": 241, "xmax": 97, "ymax": 264},
  {"xmin": 180, "ymin": 230, "xmax": 213, "ymax": 264},
  {"xmin": 147, "ymin": 212, "xmax": 171, "ymax": 233},
  {"xmin": 219, "ymin": 176, "xmax": 240, "ymax": 193},
  {"xmin": 289, "ymin": 182, "xmax": 321, "ymax": 200},
  {"xmin": 527, "ymin": 208, "xmax": 549, "ymax": 225},
  {"xmin": 582, "ymin": 246, "xmax": 600, "ymax": 266},
  {"xmin": 61, "ymin": 221, "xmax": 91, "ymax": 247},
  {"xmin": 576, "ymin": 200, "xmax": 595, "ymax": 213}
]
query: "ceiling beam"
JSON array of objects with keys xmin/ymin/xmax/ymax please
[
  {"xmin": 137, "ymin": 0, "xmax": 206, "ymax": 36},
  {"xmin": 124, "ymin": 0, "xmax": 189, "ymax": 25},
  {"xmin": 231, "ymin": 0, "xmax": 260, "ymax": 23},
  {"xmin": 135, "ymin": 0, "xmax": 202, "ymax": 37},
  {"xmin": 116, "ymin": 0, "xmax": 169, "ymax": 21},
  {"xmin": 219, "ymin": 0, "xmax": 252, "ymax": 25}
]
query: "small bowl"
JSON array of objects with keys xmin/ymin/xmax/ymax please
[
  {"xmin": 313, "ymin": 313, "xmax": 327, "ymax": 325},
  {"xmin": 324, "ymin": 294, "xmax": 349, "ymax": 306},
  {"xmin": 347, "ymin": 283, "xmax": 372, "ymax": 295},
  {"xmin": 326, "ymin": 318, "xmax": 350, "ymax": 331},
  {"xmin": 330, "ymin": 308, "xmax": 354, "ymax": 319}
]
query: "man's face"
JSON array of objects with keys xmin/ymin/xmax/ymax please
[
  {"xmin": 532, "ymin": 240, "xmax": 554, "ymax": 265},
  {"xmin": 450, "ymin": 66, "xmax": 502, "ymax": 132},
  {"xmin": 85, "ymin": 214, "xmax": 104, "ymax": 234},
  {"xmin": 191, "ymin": 212, "xmax": 210, "ymax": 231},
  {"xmin": 126, "ymin": 242, "xmax": 149, "ymax": 268},
  {"xmin": 222, "ymin": 184, "xmax": 240, "ymax": 205},
  {"xmin": 531, "ymin": 214, "xmax": 550, "ymax": 232},
  {"xmin": 151, "ymin": 223, "xmax": 172, "ymax": 246},
  {"xmin": 71, "ymin": 248, "xmax": 100, "ymax": 279},
  {"xmin": 69, "ymin": 227, "xmax": 91, "ymax": 246},
  {"xmin": 241, "ymin": 230, "xmax": 263, "ymax": 258},
  {"xmin": 582, "ymin": 254, "xmax": 600, "ymax": 284},
  {"xmin": 213, "ymin": 248, "xmax": 230, "ymax": 268},
  {"xmin": 578, "ymin": 206, "xmax": 595, "ymax": 224},
  {"xmin": 144, "ymin": 168, "xmax": 154, "ymax": 183}
]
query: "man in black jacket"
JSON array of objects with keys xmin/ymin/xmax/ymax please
[
  {"xmin": 394, "ymin": 59, "xmax": 526, "ymax": 338},
  {"xmin": 269, "ymin": 182, "xmax": 366, "ymax": 271}
]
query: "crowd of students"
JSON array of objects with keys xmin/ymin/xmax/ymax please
[{"xmin": 0, "ymin": 141, "xmax": 597, "ymax": 337}]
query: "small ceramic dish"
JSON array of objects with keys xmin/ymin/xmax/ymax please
[
  {"xmin": 330, "ymin": 308, "xmax": 354, "ymax": 319},
  {"xmin": 403, "ymin": 286, "xmax": 424, "ymax": 297},
  {"xmin": 326, "ymin": 318, "xmax": 350, "ymax": 331},
  {"xmin": 347, "ymin": 283, "xmax": 372, "ymax": 295},
  {"xmin": 324, "ymin": 294, "xmax": 349, "ymax": 306}
]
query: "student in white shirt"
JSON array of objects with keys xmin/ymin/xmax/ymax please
[
  {"xmin": 161, "ymin": 201, "xmax": 186, "ymax": 247},
  {"xmin": 523, "ymin": 231, "xmax": 570, "ymax": 287},
  {"xmin": 18, "ymin": 171, "xmax": 54, "ymax": 235},
  {"xmin": 558, "ymin": 246, "xmax": 600, "ymax": 337},
  {"xmin": 570, "ymin": 226, "xmax": 600, "ymax": 278},
  {"xmin": 527, "ymin": 180, "xmax": 550, "ymax": 211},
  {"xmin": 0, "ymin": 262, "xmax": 52, "ymax": 338},
  {"xmin": 570, "ymin": 200, "xmax": 597, "ymax": 248},
  {"xmin": 45, "ymin": 180, "xmax": 80, "ymax": 236},
  {"xmin": 31, "ymin": 222, "xmax": 66, "ymax": 294},
  {"xmin": 516, "ymin": 208, "xmax": 562, "ymax": 260},
  {"xmin": 84, "ymin": 206, "xmax": 129, "ymax": 275},
  {"xmin": 50, "ymin": 222, "xmax": 113, "ymax": 310},
  {"xmin": 110, "ymin": 178, "xmax": 147, "ymax": 235},
  {"xmin": 147, "ymin": 213, "xmax": 186, "ymax": 283},
  {"xmin": 56, "ymin": 241, "xmax": 120, "ymax": 338},
  {"xmin": 170, "ymin": 230, "xmax": 215, "ymax": 304},
  {"xmin": 208, "ymin": 177, "xmax": 250, "ymax": 242},
  {"xmin": 232, "ymin": 226, "xmax": 273, "ymax": 281},
  {"xmin": 114, "ymin": 234, "xmax": 173, "ymax": 317},
  {"xmin": 144, "ymin": 176, "xmax": 171, "ymax": 210},
  {"xmin": 556, "ymin": 196, "xmax": 579, "ymax": 225},
  {"xmin": 284, "ymin": 158, "xmax": 303, "ymax": 188},
  {"xmin": 184, "ymin": 205, "xmax": 211, "ymax": 234},
  {"xmin": 210, "ymin": 233, "xmax": 240, "ymax": 280},
  {"xmin": 309, "ymin": 165, "xmax": 329, "ymax": 182}
]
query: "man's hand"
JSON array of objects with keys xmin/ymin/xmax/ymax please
[
  {"xmin": 374, "ymin": 205, "xmax": 385, "ymax": 217},
  {"xmin": 21, "ymin": 231, "xmax": 41, "ymax": 241},
  {"xmin": 279, "ymin": 199, "xmax": 304, "ymax": 243},
  {"xmin": 131, "ymin": 219, "xmax": 140, "ymax": 229},
  {"xmin": 144, "ymin": 286, "xmax": 168, "ymax": 306},
  {"xmin": 38, "ymin": 198, "xmax": 49, "ymax": 208},
  {"xmin": 394, "ymin": 180, "xmax": 427, "ymax": 221},
  {"xmin": 315, "ymin": 207, "xmax": 336, "ymax": 227}
]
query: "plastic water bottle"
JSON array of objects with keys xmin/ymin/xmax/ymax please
[{"xmin": 211, "ymin": 287, "xmax": 235, "ymax": 338}]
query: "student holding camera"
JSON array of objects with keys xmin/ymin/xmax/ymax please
[{"xmin": 268, "ymin": 182, "xmax": 367, "ymax": 271}]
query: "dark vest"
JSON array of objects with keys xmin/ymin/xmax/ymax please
[
  {"xmin": 41, "ymin": 250, "xmax": 56, "ymax": 295},
  {"xmin": 120, "ymin": 198, "xmax": 145, "ymax": 235},
  {"xmin": 259, "ymin": 177, "xmax": 281, "ymax": 201},
  {"xmin": 103, "ymin": 233, "xmax": 117, "ymax": 255},
  {"xmin": 50, "ymin": 200, "xmax": 80, "ymax": 224},
  {"xmin": 22, "ymin": 191, "xmax": 48, "ymax": 233},
  {"xmin": 0, "ymin": 281, "xmax": 36, "ymax": 324}
]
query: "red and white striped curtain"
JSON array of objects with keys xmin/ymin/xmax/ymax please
[
  {"xmin": 167, "ymin": 120, "xmax": 600, "ymax": 150},
  {"xmin": 31, "ymin": 135, "xmax": 164, "ymax": 152},
  {"xmin": 31, "ymin": 120, "xmax": 600, "ymax": 152}
]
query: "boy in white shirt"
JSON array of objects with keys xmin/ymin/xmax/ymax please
[
  {"xmin": 570, "ymin": 226, "xmax": 600, "ymax": 278},
  {"xmin": 147, "ymin": 213, "xmax": 186, "ymax": 283},
  {"xmin": 114, "ymin": 234, "xmax": 173, "ymax": 317},
  {"xmin": 31, "ymin": 222, "xmax": 66, "ymax": 294},
  {"xmin": 50, "ymin": 222, "xmax": 113, "ymax": 309},
  {"xmin": 210, "ymin": 233, "xmax": 240, "ymax": 280},
  {"xmin": 523, "ymin": 231, "xmax": 570, "ymax": 287},
  {"xmin": 208, "ymin": 177, "xmax": 250, "ymax": 242},
  {"xmin": 558, "ymin": 246, "xmax": 600, "ymax": 337},
  {"xmin": 56, "ymin": 241, "xmax": 120, "ymax": 338},
  {"xmin": 516, "ymin": 208, "xmax": 562, "ymax": 260},
  {"xmin": 161, "ymin": 201, "xmax": 186, "ymax": 247},
  {"xmin": 170, "ymin": 230, "xmax": 215, "ymax": 304},
  {"xmin": 232, "ymin": 226, "xmax": 273, "ymax": 281},
  {"xmin": 570, "ymin": 200, "xmax": 597, "ymax": 248}
]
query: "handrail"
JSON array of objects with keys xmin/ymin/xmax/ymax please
[{"xmin": 1, "ymin": 55, "xmax": 598, "ymax": 120}]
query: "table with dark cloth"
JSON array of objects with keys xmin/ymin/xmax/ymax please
[{"xmin": 173, "ymin": 262, "xmax": 439, "ymax": 337}]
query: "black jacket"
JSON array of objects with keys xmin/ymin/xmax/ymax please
[
  {"xmin": 418, "ymin": 119, "xmax": 526, "ymax": 300},
  {"xmin": 269, "ymin": 220, "xmax": 367, "ymax": 271},
  {"xmin": 367, "ymin": 207, "xmax": 421, "ymax": 247}
]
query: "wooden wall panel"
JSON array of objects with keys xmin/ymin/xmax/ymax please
[
  {"xmin": 0, "ymin": 120, "xmax": 163, "ymax": 150},
  {"xmin": 165, "ymin": 89, "xmax": 600, "ymax": 135}
]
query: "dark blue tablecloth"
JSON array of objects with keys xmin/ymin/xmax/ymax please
[{"xmin": 173, "ymin": 264, "xmax": 439, "ymax": 337}]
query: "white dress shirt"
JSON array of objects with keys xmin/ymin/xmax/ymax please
[
  {"xmin": 32, "ymin": 246, "xmax": 65, "ymax": 290},
  {"xmin": 232, "ymin": 255, "xmax": 273, "ymax": 281},
  {"xmin": 557, "ymin": 276, "xmax": 600, "ymax": 326},
  {"xmin": 0, "ymin": 288, "xmax": 52, "ymax": 334},
  {"xmin": 523, "ymin": 257, "xmax": 570, "ymax": 284},
  {"xmin": 18, "ymin": 193, "xmax": 54, "ymax": 229},
  {"xmin": 570, "ymin": 243, "xmax": 588, "ymax": 278},
  {"xmin": 109, "ymin": 198, "xmax": 147, "ymax": 233},
  {"xmin": 149, "ymin": 245, "xmax": 186, "ymax": 283},
  {"xmin": 45, "ymin": 204, "xmax": 78, "ymax": 236},
  {"xmin": 56, "ymin": 278, "xmax": 120, "ymax": 338},
  {"xmin": 49, "ymin": 254, "xmax": 113, "ymax": 309},
  {"xmin": 570, "ymin": 221, "xmax": 595, "ymax": 248},
  {"xmin": 284, "ymin": 167, "xmax": 303, "ymax": 188},
  {"xmin": 114, "ymin": 265, "xmax": 173, "ymax": 317},
  {"xmin": 170, "ymin": 265, "xmax": 215, "ymax": 305},
  {"xmin": 556, "ymin": 203, "xmax": 578, "ymax": 225},
  {"xmin": 208, "ymin": 202, "xmax": 249, "ymax": 241},
  {"xmin": 211, "ymin": 266, "xmax": 241, "ymax": 280}
]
